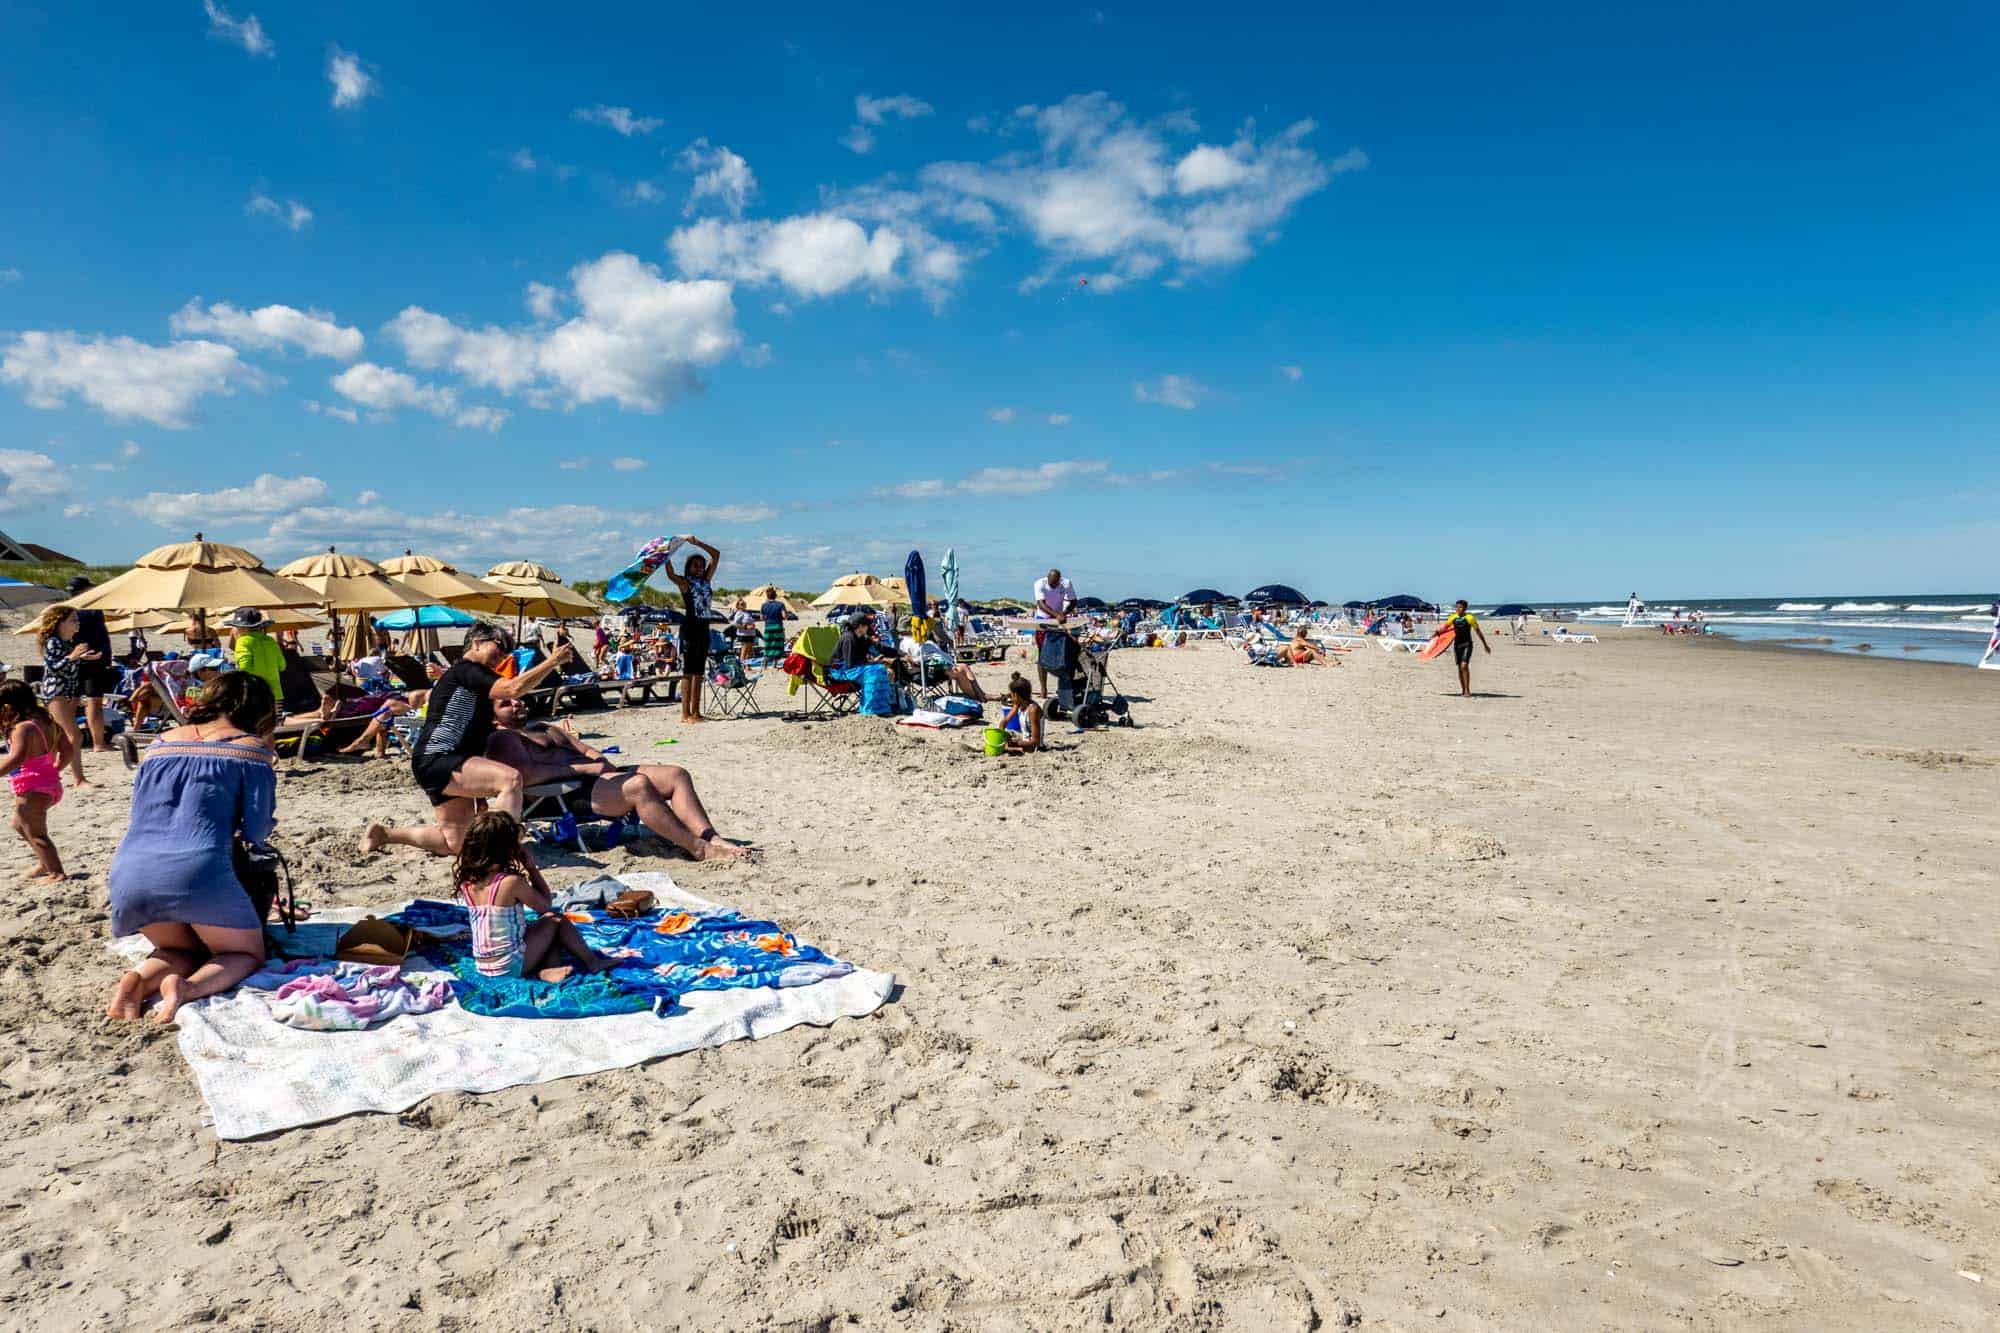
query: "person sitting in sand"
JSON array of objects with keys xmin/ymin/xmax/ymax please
[
  {"xmin": 105, "ymin": 671, "xmax": 278, "ymax": 1024},
  {"xmin": 0, "ymin": 680, "xmax": 72, "ymax": 880},
  {"xmin": 483, "ymin": 695, "xmax": 749, "ymax": 860},
  {"xmin": 999, "ymin": 673, "xmax": 1044, "ymax": 754},
  {"xmin": 360, "ymin": 622, "xmax": 575, "ymax": 858},
  {"xmin": 1283, "ymin": 626, "xmax": 1337, "ymax": 666},
  {"xmin": 454, "ymin": 810, "xmax": 618, "ymax": 982}
]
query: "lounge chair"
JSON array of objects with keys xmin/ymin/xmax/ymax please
[{"xmin": 781, "ymin": 625, "xmax": 859, "ymax": 720}]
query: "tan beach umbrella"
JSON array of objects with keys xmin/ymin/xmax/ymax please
[
  {"xmin": 810, "ymin": 572, "xmax": 901, "ymax": 609},
  {"xmin": 377, "ymin": 551, "xmax": 511, "ymax": 610},
  {"xmin": 274, "ymin": 548, "xmax": 432, "ymax": 661},
  {"xmin": 482, "ymin": 561, "xmax": 600, "ymax": 636},
  {"xmin": 60, "ymin": 536, "xmax": 322, "ymax": 615},
  {"xmin": 742, "ymin": 582, "xmax": 810, "ymax": 611}
]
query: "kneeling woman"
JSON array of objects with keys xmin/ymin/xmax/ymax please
[{"xmin": 106, "ymin": 671, "xmax": 279, "ymax": 1024}]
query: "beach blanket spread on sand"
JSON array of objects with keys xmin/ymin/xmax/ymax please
[{"xmin": 124, "ymin": 874, "xmax": 893, "ymax": 1138}]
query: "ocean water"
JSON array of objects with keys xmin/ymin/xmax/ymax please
[{"xmin": 1525, "ymin": 596, "xmax": 2000, "ymax": 665}]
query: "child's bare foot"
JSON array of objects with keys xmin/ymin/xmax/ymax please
[
  {"xmin": 107, "ymin": 971, "xmax": 145, "ymax": 1020},
  {"xmin": 153, "ymin": 974, "xmax": 187, "ymax": 1025},
  {"xmin": 359, "ymin": 824, "xmax": 389, "ymax": 855},
  {"xmin": 693, "ymin": 834, "xmax": 750, "ymax": 862},
  {"xmin": 535, "ymin": 965, "xmax": 575, "ymax": 984}
]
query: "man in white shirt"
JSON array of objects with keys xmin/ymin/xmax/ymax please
[{"xmin": 1031, "ymin": 568, "xmax": 1077, "ymax": 699}]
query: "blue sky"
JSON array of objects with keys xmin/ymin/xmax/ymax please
[{"xmin": 2, "ymin": 1, "xmax": 1996, "ymax": 601}]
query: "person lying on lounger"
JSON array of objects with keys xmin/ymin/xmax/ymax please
[{"xmin": 483, "ymin": 695, "xmax": 749, "ymax": 861}]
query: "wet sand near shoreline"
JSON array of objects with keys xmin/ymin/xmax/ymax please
[{"xmin": 2, "ymin": 631, "xmax": 1996, "ymax": 1329}]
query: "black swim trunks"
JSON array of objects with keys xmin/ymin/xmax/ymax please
[
  {"xmin": 412, "ymin": 752, "xmax": 462, "ymax": 806},
  {"xmin": 679, "ymin": 616, "xmax": 710, "ymax": 678},
  {"xmin": 1454, "ymin": 637, "xmax": 1475, "ymax": 665}
]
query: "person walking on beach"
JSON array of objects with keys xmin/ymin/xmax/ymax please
[
  {"xmin": 1442, "ymin": 599, "xmax": 1490, "ymax": 697},
  {"xmin": 359, "ymin": 622, "xmax": 575, "ymax": 858}
]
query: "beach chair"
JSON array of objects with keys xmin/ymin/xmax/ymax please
[
  {"xmin": 781, "ymin": 626, "xmax": 859, "ymax": 720},
  {"xmin": 705, "ymin": 652, "xmax": 762, "ymax": 718}
]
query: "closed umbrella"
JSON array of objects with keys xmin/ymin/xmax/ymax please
[
  {"xmin": 903, "ymin": 551, "xmax": 928, "ymax": 620},
  {"xmin": 940, "ymin": 547, "xmax": 961, "ymax": 633}
]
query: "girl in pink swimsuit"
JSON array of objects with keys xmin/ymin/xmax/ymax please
[
  {"xmin": 452, "ymin": 812, "xmax": 617, "ymax": 982},
  {"xmin": 0, "ymin": 681, "xmax": 72, "ymax": 880}
]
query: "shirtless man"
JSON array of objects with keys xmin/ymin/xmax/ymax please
[{"xmin": 483, "ymin": 695, "xmax": 749, "ymax": 860}]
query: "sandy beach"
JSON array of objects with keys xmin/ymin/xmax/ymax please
[{"xmin": 2, "ymin": 629, "xmax": 1996, "ymax": 1329}]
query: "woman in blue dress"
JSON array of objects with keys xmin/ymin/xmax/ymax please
[{"xmin": 105, "ymin": 672, "xmax": 278, "ymax": 1025}]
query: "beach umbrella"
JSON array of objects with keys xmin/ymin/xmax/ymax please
[
  {"xmin": 903, "ymin": 551, "xmax": 928, "ymax": 617},
  {"xmin": 741, "ymin": 582, "xmax": 809, "ymax": 612},
  {"xmin": 1371, "ymin": 594, "xmax": 1436, "ymax": 612},
  {"xmin": 377, "ymin": 551, "xmax": 510, "ymax": 610},
  {"xmin": 1244, "ymin": 583, "xmax": 1309, "ymax": 605},
  {"xmin": 275, "ymin": 548, "xmax": 433, "ymax": 661},
  {"xmin": 1075, "ymin": 596, "xmax": 1110, "ymax": 612},
  {"xmin": 940, "ymin": 547, "xmax": 961, "ymax": 630},
  {"xmin": 480, "ymin": 560, "xmax": 600, "ymax": 642},
  {"xmin": 1487, "ymin": 603, "xmax": 1537, "ymax": 618},
  {"xmin": 0, "ymin": 577, "xmax": 62, "ymax": 610},
  {"xmin": 1179, "ymin": 587, "xmax": 1233, "ymax": 605},
  {"xmin": 62, "ymin": 536, "xmax": 323, "ymax": 620},
  {"xmin": 810, "ymin": 573, "xmax": 901, "ymax": 609},
  {"xmin": 373, "ymin": 605, "xmax": 478, "ymax": 631}
]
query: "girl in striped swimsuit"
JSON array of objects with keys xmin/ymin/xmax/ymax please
[{"xmin": 454, "ymin": 812, "xmax": 616, "ymax": 983}]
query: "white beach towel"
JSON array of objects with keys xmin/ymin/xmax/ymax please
[{"xmin": 112, "ymin": 874, "xmax": 895, "ymax": 1139}]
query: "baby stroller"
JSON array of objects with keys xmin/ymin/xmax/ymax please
[{"xmin": 1073, "ymin": 645, "xmax": 1133, "ymax": 729}]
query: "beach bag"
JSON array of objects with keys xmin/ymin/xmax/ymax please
[
  {"xmin": 939, "ymin": 696, "xmax": 983, "ymax": 718},
  {"xmin": 235, "ymin": 839, "xmax": 297, "ymax": 931}
]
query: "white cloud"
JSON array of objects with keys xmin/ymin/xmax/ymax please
[
  {"xmin": 385, "ymin": 251, "xmax": 739, "ymax": 412},
  {"xmin": 203, "ymin": 1, "xmax": 272, "ymax": 57},
  {"xmin": 1134, "ymin": 373, "xmax": 1207, "ymax": 410},
  {"xmin": 304, "ymin": 399, "xmax": 359, "ymax": 423},
  {"xmin": 669, "ymin": 503, "xmax": 778, "ymax": 524},
  {"xmin": 327, "ymin": 47, "xmax": 376, "ymax": 109},
  {"xmin": 356, "ymin": 489, "xmax": 380, "ymax": 505},
  {"xmin": 329, "ymin": 362, "xmax": 506, "ymax": 431},
  {"xmin": 171, "ymin": 299, "xmax": 364, "ymax": 360},
  {"xmin": 1, "ymin": 331, "xmax": 257, "ymax": 428},
  {"xmin": 557, "ymin": 456, "xmax": 591, "ymax": 470},
  {"xmin": 610, "ymin": 456, "xmax": 647, "ymax": 471},
  {"xmin": 126, "ymin": 473, "xmax": 329, "ymax": 529},
  {"xmin": 913, "ymin": 93, "xmax": 1359, "ymax": 285},
  {"xmin": 627, "ymin": 181, "xmax": 666, "ymax": 204},
  {"xmin": 886, "ymin": 459, "xmax": 1106, "ymax": 499},
  {"xmin": 525, "ymin": 282, "xmax": 561, "ymax": 320},
  {"xmin": 259, "ymin": 500, "xmax": 643, "ymax": 571},
  {"xmin": 845, "ymin": 93, "xmax": 933, "ymax": 154},
  {"xmin": 574, "ymin": 104, "xmax": 661, "ymax": 136},
  {"xmin": 668, "ymin": 213, "xmax": 903, "ymax": 300},
  {"xmin": 247, "ymin": 192, "xmax": 313, "ymax": 230},
  {"xmin": 0, "ymin": 268, "xmax": 19, "ymax": 285},
  {"xmin": 1046, "ymin": 412, "xmax": 1072, "ymax": 426},
  {"xmin": 63, "ymin": 504, "xmax": 90, "ymax": 519},
  {"xmin": 676, "ymin": 139, "xmax": 756, "ymax": 218},
  {"xmin": 985, "ymin": 406, "xmax": 1016, "ymax": 423},
  {"xmin": 509, "ymin": 148, "xmax": 538, "ymax": 172},
  {"xmin": 120, "ymin": 439, "xmax": 143, "ymax": 460},
  {"xmin": 1278, "ymin": 363, "xmax": 1303, "ymax": 381},
  {"xmin": 0, "ymin": 451, "xmax": 71, "ymax": 515}
]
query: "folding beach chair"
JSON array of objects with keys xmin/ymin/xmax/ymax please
[
  {"xmin": 781, "ymin": 625, "xmax": 859, "ymax": 721},
  {"xmin": 706, "ymin": 650, "xmax": 763, "ymax": 718}
]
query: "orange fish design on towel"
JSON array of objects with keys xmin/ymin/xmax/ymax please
[
  {"xmin": 653, "ymin": 912, "xmax": 696, "ymax": 935},
  {"xmin": 754, "ymin": 933, "xmax": 797, "ymax": 957}
]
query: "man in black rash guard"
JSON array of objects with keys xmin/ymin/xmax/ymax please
[
  {"xmin": 359, "ymin": 622, "xmax": 574, "ymax": 856},
  {"xmin": 1444, "ymin": 599, "xmax": 1490, "ymax": 698}
]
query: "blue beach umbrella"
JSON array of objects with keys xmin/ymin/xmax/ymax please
[
  {"xmin": 1179, "ymin": 587, "xmax": 1232, "ymax": 605},
  {"xmin": 904, "ymin": 550, "xmax": 927, "ymax": 619},
  {"xmin": 373, "ymin": 605, "xmax": 478, "ymax": 631},
  {"xmin": 1244, "ymin": 583, "xmax": 1309, "ymax": 605}
]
